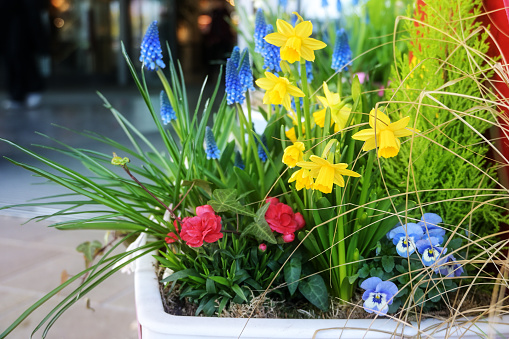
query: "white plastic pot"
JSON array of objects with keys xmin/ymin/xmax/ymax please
[{"xmin": 134, "ymin": 253, "xmax": 509, "ymax": 339}]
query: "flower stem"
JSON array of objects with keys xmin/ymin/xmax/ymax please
[{"xmin": 300, "ymin": 61, "xmax": 312, "ymax": 149}]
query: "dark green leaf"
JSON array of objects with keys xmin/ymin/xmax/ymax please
[
  {"xmin": 206, "ymin": 278, "xmax": 216, "ymax": 294},
  {"xmin": 241, "ymin": 203, "xmax": 277, "ymax": 244},
  {"xmin": 298, "ymin": 275, "xmax": 329, "ymax": 312},
  {"xmin": 348, "ymin": 274, "xmax": 359, "ymax": 284},
  {"xmin": 358, "ymin": 265, "xmax": 370, "ymax": 279},
  {"xmin": 382, "ymin": 255, "xmax": 395, "ymax": 273},
  {"xmin": 284, "ymin": 256, "xmax": 302, "ymax": 296},
  {"xmin": 231, "ymin": 284, "xmax": 248, "ymax": 302},
  {"xmin": 208, "ymin": 188, "xmax": 256, "ymax": 217},
  {"xmin": 162, "ymin": 269, "xmax": 200, "ymax": 283},
  {"xmin": 209, "ymin": 276, "xmax": 230, "ymax": 287}
]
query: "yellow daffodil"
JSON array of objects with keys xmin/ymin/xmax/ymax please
[
  {"xmin": 296, "ymin": 155, "xmax": 360, "ymax": 194},
  {"xmin": 255, "ymin": 72, "xmax": 304, "ymax": 111},
  {"xmin": 283, "ymin": 142, "xmax": 305, "ymax": 168},
  {"xmin": 313, "ymin": 82, "xmax": 351, "ymax": 132},
  {"xmin": 352, "ymin": 109, "xmax": 419, "ymax": 158},
  {"xmin": 264, "ymin": 16, "xmax": 327, "ymax": 64},
  {"xmin": 288, "ymin": 168, "xmax": 314, "ymax": 191}
]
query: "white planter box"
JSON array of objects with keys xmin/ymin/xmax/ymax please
[{"xmin": 135, "ymin": 253, "xmax": 509, "ymax": 339}]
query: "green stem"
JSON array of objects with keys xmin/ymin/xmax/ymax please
[
  {"xmin": 157, "ymin": 70, "xmax": 183, "ymax": 139},
  {"xmin": 213, "ymin": 159, "xmax": 227, "ymax": 185},
  {"xmin": 236, "ymin": 103, "xmax": 265, "ymax": 194},
  {"xmin": 300, "ymin": 61, "xmax": 312, "ymax": 149}
]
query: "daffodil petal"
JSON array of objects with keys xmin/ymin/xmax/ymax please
[
  {"xmin": 369, "ymin": 109, "xmax": 391, "ymax": 129},
  {"xmin": 352, "ymin": 128, "xmax": 375, "ymax": 141},
  {"xmin": 295, "ymin": 21, "xmax": 313, "ymax": 38},
  {"xmin": 282, "ymin": 95, "xmax": 292, "ymax": 111},
  {"xmin": 389, "ymin": 116, "xmax": 410, "ymax": 131},
  {"xmin": 333, "ymin": 172, "xmax": 345, "ymax": 187},
  {"xmin": 299, "ymin": 45, "xmax": 315, "ymax": 61},
  {"xmin": 362, "ymin": 137, "xmax": 377, "ymax": 152},
  {"xmin": 255, "ymin": 78, "xmax": 275, "ymax": 90},
  {"xmin": 394, "ymin": 127, "xmax": 420, "ymax": 138},
  {"xmin": 286, "ymin": 84, "xmax": 305, "ymax": 97},
  {"xmin": 302, "ymin": 37, "xmax": 327, "ymax": 50},
  {"xmin": 313, "ymin": 109, "xmax": 326, "ymax": 127},
  {"xmin": 339, "ymin": 168, "xmax": 361, "ymax": 177},
  {"xmin": 264, "ymin": 32, "xmax": 287, "ymax": 47},
  {"xmin": 276, "ymin": 19, "xmax": 295, "ymax": 37}
]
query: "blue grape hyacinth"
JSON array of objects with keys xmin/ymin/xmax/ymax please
[
  {"xmin": 331, "ymin": 28, "xmax": 352, "ymax": 72},
  {"xmin": 205, "ymin": 127, "xmax": 221, "ymax": 160},
  {"xmin": 361, "ymin": 277, "xmax": 398, "ymax": 316},
  {"xmin": 254, "ymin": 9, "xmax": 266, "ymax": 53},
  {"xmin": 262, "ymin": 25, "xmax": 281, "ymax": 73},
  {"xmin": 239, "ymin": 49, "xmax": 255, "ymax": 92},
  {"xmin": 257, "ymin": 134, "xmax": 268, "ymax": 162},
  {"xmin": 337, "ymin": 0, "xmax": 342, "ymax": 12},
  {"xmin": 160, "ymin": 91, "xmax": 176, "ymax": 124},
  {"xmin": 322, "ymin": 0, "xmax": 328, "ymax": 7},
  {"xmin": 225, "ymin": 47, "xmax": 245, "ymax": 105},
  {"xmin": 140, "ymin": 21, "xmax": 166, "ymax": 71}
]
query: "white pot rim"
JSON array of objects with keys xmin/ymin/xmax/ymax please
[{"xmin": 135, "ymin": 252, "xmax": 509, "ymax": 339}]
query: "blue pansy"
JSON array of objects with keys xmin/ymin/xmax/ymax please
[
  {"xmin": 360, "ymin": 277, "xmax": 398, "ymax": 315},
  {"xmin": 254, "ymin": 9, "xmax": 266, "ymax": 53},
  {"xmin": 139, "ymin": 21, "xmax": 166, "ymax": 71},
  {"xmin": 435, "ymin": 254, "xmax": 463, "ymax": 277},
  {"xmin": 234, "ymin": 151, "xmax": 245, "ymax": 170},
  {"xmin": 416, "ymin": 237, "xmax": 447, "ymax": 267},
  {"xmin": 225, "ymin": 47, "xmax": 245, "ymax": 105},
  {"xmin": 262, "ymin": 25, "xmax": 282, "ymax": 73},
  {"xmin": 331, "ymin": 28, "xmax": 352, "ymax": 72},
  {"xmin": 257, "ymin": 134, "xmax": 268, "ymax": 162},
  {"xmin": 387, "ymin": 223, "xmax": 424, "ymax": 258},
  {"xmin": 204, "ymin": 126, "xmax": 221, "ymax": 160},
  {"xmin": 239, "ymin": 49, "xmax": 255, "ymax": 92},
  {"xmin": 418, "ymin": 213, "xmax": 445, "ymax": 243},
  {"xmin": 160, "ymin": 91, "xmax": 176, "ymax": 124}
]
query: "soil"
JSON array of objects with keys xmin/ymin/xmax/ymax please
[{"xmin": 157, "ymin": 266, "xmax": 506, "ymax": 320}]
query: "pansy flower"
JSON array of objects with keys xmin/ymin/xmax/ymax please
[
  {"xmin": 360, "ymin": 277, "xmax": 398, "ymax": 315},
  {"xmin": 435, "ymin": 254, "xmax": 464, "ymax": 277},
  {"xmin": 418, "ymin": 213, "xmax": 445, "ymax": 243},
  {"xmin": 416, "ymin": 237, "xmax": 447, "ymax": 267},
  {"xmin": 387, "ymin": 223, "xmax": 424, "ymax": 258}
]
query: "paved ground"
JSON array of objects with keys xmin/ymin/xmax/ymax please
[{"xmin": 0, "ymin": 78, "xmax": 216, "ymax": 338}]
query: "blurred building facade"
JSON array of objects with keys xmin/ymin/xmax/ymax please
[{"xmin": 0, "ymin": 0, "xmax": 237, "ymax": 88}]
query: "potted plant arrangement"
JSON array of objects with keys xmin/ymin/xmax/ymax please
[{"xmin": 1, "ymin": 0, "xmax": 509, "ymax": 338}]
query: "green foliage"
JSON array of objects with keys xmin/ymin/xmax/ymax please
[{"xmin": 385, "ymin": 0, "xmax": 507, "ymax": 243}]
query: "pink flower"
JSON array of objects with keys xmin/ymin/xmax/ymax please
[
  {"xmin": 258, "ymin": 243, "xmax": 267, "ymax": 251},
  {"xmin": 282, "ymin": 233, "xmax": 295, "ymax": 243},
  {"xmin": 179, "ymin": 205, "xmax": 223, "ymax": 247},
  {"xmin": 165, "ymin": 232, "xmax": 179, "ymax": 244},
  {"xmin": 264, "ymin": 197, "xmax": 305, "ymax": 237}
]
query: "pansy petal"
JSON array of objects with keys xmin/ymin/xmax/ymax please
[
  {"xmin": 420, "ymin": 213, "xmax": 442, "ymax": 227},
  {"xmin": 360, "ymin": 277, "xmax": 382, "ymax": 291},
  {"xmin": 376, "ymin": 281, "xmax": 399, "ymax": 297}
]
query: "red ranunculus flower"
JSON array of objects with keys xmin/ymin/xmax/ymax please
[
  {"xmin": 179, "ymin": 205, "xmax": 223, "ymax": 247},
  {"xmin": 264, "ymin": 197, "xmax": 305, "ymax": 237}
]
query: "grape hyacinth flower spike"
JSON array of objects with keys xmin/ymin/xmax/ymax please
[
  {"xmin": 261, "ymin": 24, "xmax": 282, "ymax": 73},
  {"xmin": 257, "ymin": 134, "xmax": 268, "ymax": 162},
  {"xmin": 239, "ymin": 49, "xmax": 255, "ymax": 93},
  {"xmin": 361, "ymin": 277, "xmax": 398, "ymax": 315},
  {"xmin": 140, "ymin": 21, "xmax": 166, "ymax": 71},
  {"xmin": 160, "ymin": 91, "xmax": 176, "ymax": 124},
  {"xmin": 225, "ymin": 47, "xmax": 245, "ymax": 105},
  {"xmin": 204, "ymin": 126, "xmax": 221, "ymax": 160},
  {"xmin": 254, "ymin": 9, "xmax": 266, "ymax": 53},
  {"xmin": 331, "ymin": 28, "xmax": 352, "ymax": 72}
]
